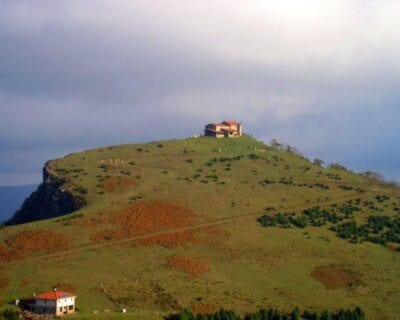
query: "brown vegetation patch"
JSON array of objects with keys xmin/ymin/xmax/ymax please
[
  {"xmin": 91, "ymin": 200, "xmax": 196, "ymax": 242},
  {"xmin": 0, "ymin": 277, "xmax": 8, "ymax": 290},
  {"xmin": 101, "ymin": 176, "xmax": 136, "ymax": 193},
  {"xmin": 191, "ymin": 303, "xmax": 218, "ymax": 314},
  {"xmin": 135, "ymin": 226, "xmax": 224, "ymax": 248},
  {"xmin": 311, "ymin": 265, "xmax": 362, "ymax": 289},
  {"xmin": 167, "ymin": 255, "xmax": 210, "ymax": 276},
  {"xmin": 6, "ymin": 230, "xmax": 69, "ymax": 254},
  {"xmin": 386, "ymin": 243, "xmax": 400, "ymax": 252},
  {"xmin": 0, "ymin": 245, "xmax": 15, "ymax": 263}
]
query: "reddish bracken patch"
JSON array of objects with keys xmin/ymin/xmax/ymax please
[
  {"xmin": 191, "ymin": 303, "xmax": 218, "ymax": 314},
  {"xmin": 167, "ymin": 255, "xmax": 210, "ymax": 276},
  {"xmin": 0, "ymin": 277, "xmax": 8, "ymax": 290},
  {"xmin": 386, "ymin": 243, "xmax": 400, "ymax": 252},
  {"xmin": 91, "ymin": 200, "xmax": 196, "ymax": 242},
  {"xmin": 6, "ymin": 230, "xmax": 69, "ymax": 254},
  {"xmin": 311, "ymin": 265, "xmax": 362, "ymax": 289},
  {"xmin": 0, "ymin": 245, "xmax": 14, "ymax": 263},
  {"xmin": 101, "ymin": 176, "xmax": 136, "ymax": 193}
]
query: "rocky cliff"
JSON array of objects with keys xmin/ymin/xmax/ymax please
[{"xmin": 5, "ymin": 162, "xmax": 86, "ymax": 225}]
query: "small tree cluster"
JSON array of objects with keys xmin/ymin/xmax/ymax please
[
  {"xmin": 0, "ymin": 309, "xmax": 19, "ymax": 320},
  {"xmin": 332, "ymin": 216, "xmax": 400, "ymax": 245},
  {"xmin": 166, "ymin": 307, "xmax": 365, "ymax": 320}
]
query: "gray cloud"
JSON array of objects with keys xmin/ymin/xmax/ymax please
[{"xmin": 0, "ymin": 0, "xmax": 399, "ymax": 185}]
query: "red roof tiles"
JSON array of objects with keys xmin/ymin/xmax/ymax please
[
  {"xmin": 222, "ymin": 120, "xmax": 238, "ymax": 126},
  {"xmin": 35, "ymin": 290, "xmax": 75, "ymax": 300}
]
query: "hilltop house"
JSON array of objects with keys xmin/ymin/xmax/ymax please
[
  {"xmin": 25, "ymin": 288, "xmax": 76, "ymax": 316},
  {"xmin": 204, "ymin": 121, "xmax": 243, "ymax": 138}
]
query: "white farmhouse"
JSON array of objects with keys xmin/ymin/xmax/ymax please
[{"xmin": 28, "ymin": 288, "xmax": 76, "ymax": 316}]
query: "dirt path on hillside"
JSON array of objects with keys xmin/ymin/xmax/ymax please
[{"xmin": 0, "ymin": 192, "xmax": 376, "ymax": 267}]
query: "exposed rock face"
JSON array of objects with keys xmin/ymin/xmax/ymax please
[{"xmin": 5, "ymin": 162, "xmax": 86, "ymax": 225}]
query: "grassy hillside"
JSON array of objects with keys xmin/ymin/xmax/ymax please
[{"xmin": 0, "ymin": 136, "xmax": 399, "ymax": 319}]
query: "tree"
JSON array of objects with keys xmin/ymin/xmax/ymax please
[
  {"xmin": 291, "ymin": 307, "xmax": 301, "ymax": 320},
  {"xmin": 271, "ymin": 139, "xmax": 283, "ymax": 148},
  {"xmin": 355, "ymin": 306, "xmax": 365, "ymax": 320},
  {"xmin": 303, "ymin": 310, "xmax": 313, "ymax": 320},
  {"xmin": 320, "ymin": 310, "xmax": 331, "ymax": 320},
  {"xmin": 267, "ymin": 308, "xmax": 274, "ymax": 320},
  {"xmin": 183, "ymin": 310, "xmax": 196, "ymax": 320},
  {"xmin": 0, "ymin": 310, "xmax": 19, "ymax": 320},
  {"xmin": 259, "ymin": 309, "xmax": 268, "ymax": 320},
  {"xmin": 286, "ymin": 145, "xmax": 303, "ymax": 156},
  {"xmin": 212, "ymin": 313, "xmax": 222, "ymax": 320},
  {"xmin": 361, "ymin": 171, "xmax": 383, "ymax": 181},
  {"xmin": 313, "ymin": 159, "xmax": 324, "ymax": 166}
]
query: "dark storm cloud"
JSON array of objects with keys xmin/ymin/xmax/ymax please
[{"xmin": 0, "ymin": 0, "xmax": 399, "ymax": 184}]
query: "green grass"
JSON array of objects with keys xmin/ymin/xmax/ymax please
[{"xmin": 1, "ymin": 136, "xmax": 399, "ymax": 319}]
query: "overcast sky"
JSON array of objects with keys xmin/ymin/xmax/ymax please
[{"xmin": 1, "ymin": 0, "xmax": 399, "ymax": 186}]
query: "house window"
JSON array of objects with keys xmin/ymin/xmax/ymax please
[
  {"xmin": 69, "ymin": 305, "xmax": 74, "ymax": 310},
  {"xmin": 59, "ymin": 307, "xmax": 62, "ymax": 312}
]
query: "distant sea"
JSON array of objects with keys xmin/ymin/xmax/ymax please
[{"xmin": 0, "ymin": 185, "xmax": 37, "ymax": 223}]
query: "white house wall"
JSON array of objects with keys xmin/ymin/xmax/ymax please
[{"xmin": 56, "ymin": 297, "xmax": 75, "ymax": 308}]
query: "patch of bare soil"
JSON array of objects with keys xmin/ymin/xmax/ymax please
[{"xmin": 311, "ymin": 265, "xmax": 362, "ymax": 289}]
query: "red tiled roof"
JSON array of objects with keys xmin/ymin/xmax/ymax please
[
  {"xmin": 35, "ymin": 290, "xmax": 75, "ymax": 300},
  {"xmin": 222, "ymin": 120, "xmax": 238, "ymax": 126}
]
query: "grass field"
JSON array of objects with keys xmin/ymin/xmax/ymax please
[{"xmin": 0, "ymin": 136, "xmax": 399, "ymax": 319}]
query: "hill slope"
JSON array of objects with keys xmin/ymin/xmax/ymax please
[{"xmin": 1, "ymin": 137, "xmax": 399, "ymax": 319}]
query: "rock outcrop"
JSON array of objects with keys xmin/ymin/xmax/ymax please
[{"xmin": 5, "ymin": 162, "xmax": 86, "ymax": 225}]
